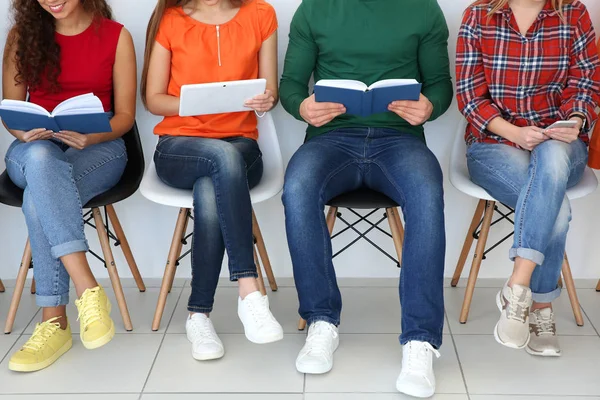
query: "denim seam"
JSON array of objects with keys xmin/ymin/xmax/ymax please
[
  {"xmin": 188, "ymin": 305, "xmax": 213, "ymax": 313},
  {"xmin": 307, "ymin": 315, "xmax": 340, "ymax": 327},
  {"xmin": 318, "ymin": 159, "xmax": 360, "ymax": 313},
  {"xmin": 73, "ymin": 150, "xmax": 127, "ymax": 183},
  {"xmin": 369, "ymin": 161, "xmax": 407, "ymax": 206},
  {"xmin": 466, "ymin": 154, "xmax": 522, "ymax": 195},
  {"xmin": 515, "ymin": 151, "xmax": 538, "ymax": 250},
  {"xmin": 230, "ymin": 270, "xmax": 258, "ymax": 280}
]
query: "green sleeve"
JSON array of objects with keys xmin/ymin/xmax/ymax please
[
  {"xmin": 418, "ymin": 0, "xmax": 453, "ymax": 121},
  {"xmin": 279, "ymin": 2, "xmax": 318, "ymax": 121}
]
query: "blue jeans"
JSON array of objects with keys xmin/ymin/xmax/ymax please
[
  {"xmin": 5, "ymin": 138, "xmax": 127, "ymax": 307},
  {"xmin": 154, "ymin": 135, "xmax": 263, "ymax": 313},
  {"xmin": 283, "ymin": 128, "xmax": 446, "ymax": 348},
  {"xmin": 467, "ymin": 139, "xmax": 588, "ymax": 303}
]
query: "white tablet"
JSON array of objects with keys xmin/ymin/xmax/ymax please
[{"xmin": 179, "ymin": 79, "xmax": 267, "ymax": 117}]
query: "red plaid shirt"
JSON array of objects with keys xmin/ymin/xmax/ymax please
[{"xmin": 456, "ymin": 0, "xmax": 600, "ymax": 147}]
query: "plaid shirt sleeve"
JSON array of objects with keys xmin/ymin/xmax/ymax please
[
  {"xmin": 455, "ymin": 8, "xmax": 502, "ymax": 136},
  {"xmin": 559, "ymin": 8, "xmax": 600, "ymax": 133}
]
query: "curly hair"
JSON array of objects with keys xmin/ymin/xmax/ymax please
[{"xmin": 7, "ymin": 0, "xmax": 113, "ymax": 92}]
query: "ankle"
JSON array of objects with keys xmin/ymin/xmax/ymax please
[
  {"xmin": 238, "ymin": 278, "xmax": 260, "ymax": 299},
  {"xmin": 531, "ymin": 302, "xmax": 552, "ymax": 311}
]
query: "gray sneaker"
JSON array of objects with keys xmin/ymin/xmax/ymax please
[
  {"xmin": 494, "ymin": 283, "xmax": 532, "ymax": 349},
  {"xmin": 527, "ymin": 308, "xmax": 561, "ymax": 357}
]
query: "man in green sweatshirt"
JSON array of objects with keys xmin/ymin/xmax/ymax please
[{"xmin": 280, "ymin": 0, "xmax": 452, "ymax": 397}]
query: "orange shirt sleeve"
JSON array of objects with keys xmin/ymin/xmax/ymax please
[
  {"xmin": 257, "ymin": 0, "xmax": 278, "ymax": 41},
  {"xmin": 155, "ymin": 10, "xmax": 174, "ymax": 50},
  {"xmin": 588, "ymin": 38, "xmax": 600, "ymax": 169}
]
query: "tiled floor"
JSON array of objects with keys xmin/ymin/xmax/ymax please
[{"xmin": 0, "ymin": 279, "xmax": 599, "ymax": 399}]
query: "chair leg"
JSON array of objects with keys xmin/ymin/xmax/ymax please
[
  {"xmin": 30, "ymin": 277, "xmax": 36, "ymax": 294},
  {"xmin": 152, "ymin": 208, "xmax": 189, "ymax": 331},
  {"xmin": 298, "ymin": 206, "xmax": 339, "ymax": 332},
  {"xmin": 106, "ymin": 205, "xmax": 146, "ymax": 292},
  {"xmin": 92, "ymin": 208, "xmax": 133, "ymax": 332},
  {"xmin": 252, "ymin": 210, "xmax": 278, "ymax": 292},
  {"xmin": 596, "ymin": 278, "xmax": 600, "ymax": 292},
  {"xmin": 0, "ymin": 278, "xmax": 4, "ymax": 293},
  {"xmin": 562, "ymin": 254, "xmax": 584, "ymax": 327},
  {"xmin": 168, "ymin": 210, "xmax": 190, "ymax": 294},
  {"xmin": 253, "ymin": 247, "xmax": 267, "ymax": 296},
  {"xmin": 459, "ymin": 201, "xmax": 495, "ymax": 324},
  {"xmin": 5, "ymin": 240, "xmax": 32, "ymax": 334},
  {"xmin": 452, "ymin": 199, "xmax": 486, "ymax": 287},
  {"xmin": 386, "ymin": 207, "xmax": 404, "ymax": 264}
]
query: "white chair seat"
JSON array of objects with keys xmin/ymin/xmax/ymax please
[
  {"xmin": 449, "ymin": 118, "xmax": 598, "ymax": 202},
  {"xmin": 140, "ymin": 113, "xmax": 284, "ymax": 208}
]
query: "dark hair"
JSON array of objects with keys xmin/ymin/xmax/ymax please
[
  {"xmin": 141, "ymin": 0, "xmax": 245, "ymax": 108},
  {"xmin": 6, "ymin": 0, "xmax": 113, "ymax": 92}
]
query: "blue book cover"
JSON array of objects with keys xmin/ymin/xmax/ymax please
[
  {"xmin": 0, "ymin": 93, "xmax": 112, "ymax": 134},
  {"xmin": 314, "ymin": 79, "xmax": 422, "ymax": 118}
]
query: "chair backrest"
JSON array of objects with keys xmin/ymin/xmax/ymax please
[
  {"xmin": 120, "ymin": 122, "xmax": 145, "ymax": 190},
  {"xmin": 449, "ymin": 117, "xmax": 471, "ymax": 189},
  {"xmin": 254, "ymin": 113, "xmax": 284, "ymax": 202}
]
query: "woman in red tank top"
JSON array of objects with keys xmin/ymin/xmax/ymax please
[{"xmin": 2, "ymin": 0, "xmax": 137, "ymax": 372}]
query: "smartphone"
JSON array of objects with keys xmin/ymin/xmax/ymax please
[{"xmin": 546, "ymin": 120, "xmax": 578, "ymax": 130}]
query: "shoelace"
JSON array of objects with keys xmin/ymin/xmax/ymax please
[
  {"xmin": 189, "ymin": 319, "xmax": 219, "ymax": 344},
  {"xmin": 22, "ymin": 317, "xmax": 62, "ymax": 353},
  {"xmin": 76, "ymin": 287, "xmax": 104, "ymax": 328},
  {"xmin": 404, "ymin": 342, "xmax": 440, "ymax": 372},
  {"xmin": 246, "ymin": 296, "xmax": 273, "ymax": 327},
  {"xmin": 507, "ymin": 291, "xmax": 529, "ymax": 322},
  {"xmin": 533, "ymin": 311, "xmax": 555, "ymax": 336},
  {"xmin": 304, "ymin": 322, "xmax": 338, "ymax": 359}
]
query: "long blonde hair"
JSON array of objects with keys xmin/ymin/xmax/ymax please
[{"xmin": 472, "ymin": 0, "xmax": 574, "ymax": 20}]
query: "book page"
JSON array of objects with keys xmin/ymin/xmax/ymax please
[
  {"xmin": 0, "ymin": 100, "xmax": 50, "ymax": 116},
  {"xmin": 53, "ymin": 93, "xmax": 104, "ymax": 116},
  {"xmin": 315, "ymin": 80, "xmax": 368, "ymax": 92},
  {"xmin": 368, "ymin": 79, "xmax": 419, "ymax": 90}
]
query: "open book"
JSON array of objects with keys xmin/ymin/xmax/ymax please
[
  {"xmin": 314, "ymin": 79, "xmax": 422, "ymax": 118},
  {"xmin": 0, "ymin": 93, "xmax": 112, "ymax": 134}
]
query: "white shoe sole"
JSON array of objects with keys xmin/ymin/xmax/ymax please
[
  {"xmin": 526, "ymin": 346, "xmax": 561, "ymax": 357},
  {"xmin": 244, "ymin": 329, "xmax": 284, "ymax": 345},
  {"xmin": 192, "ymin": 348, "xmax": 225, "ymax": 361},
  {"xmin": 494, "ymin": 291, "xmax": 529, "ymax": 350},
  {"xmin": 81, "ymin": 320, "xmax": 115, "ymax": 350},
  {"xmin": 396, "ymin": 380, "xmax": 435, "ymax": 398}
]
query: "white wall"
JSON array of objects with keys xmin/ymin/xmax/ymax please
[{"xmin": 1, "ymin": 0, "xmax": 600, "ymax": 282}]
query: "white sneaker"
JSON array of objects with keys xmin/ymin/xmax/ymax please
[
  {"xmin": 237, "ymin": 291, "xmax": 284, "ymax": 344},
  {"xmin": 296, "ymin": 321, "xmax": 339, "ymax": 374},
  {"xmin": 396, "ymin": 341, "xmax": 440, "ymax": 398},
  {"xmin": 186, "ymin": 313, "xmax": 224, "ymax": 361},
  {"xmin": 527, "ymin": 307, "xmax": 561, "ymax": 357},
  {"xmin": 495, "ymin": 283, "xmax": 532, "ymax": 349}
]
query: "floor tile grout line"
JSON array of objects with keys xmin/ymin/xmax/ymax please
[
  {"xmin": 139, "ymin": 284, "xmax": 185, "ymax": 398},
  {"xmin": 445, "ymin": 310, "xmax": 471, "ymax": 399},
  {"xmin": 580, "ymin": 305, "xmax": 600, "ymax": 338}
]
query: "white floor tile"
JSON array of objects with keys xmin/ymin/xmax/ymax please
[
  {"xmin": 144, "ymin": 334, "xmax": 304, "ymax": 393},
  {"xmin": 304, "ymin": 334, "xmax": 465, "ymax": 394},
  {"xmin": 471, "ymin": 396, "xmax": 600, "ymax": 400},
  {"xmin": 445, "ymin": 287, "xmax": 596, "ymax": 335},
  {"xmin": 24, "ymin": 287, "xmax": 183, "ymax": 334},
  {"xmin": 0, "ymin": 334, "xmax": 19, "ymax": 363},
  {"xmin": 0, "ymin": 395, "xmax": 139, "ymax": 399},
  {"xmin": 455, "ymin": 335, "xmax": 600, "ymax": 396},
  {"xmin": 305, "ymin": 394, "xmax": 469, "ymax": 400},
  {"xmin": 0, "ymin": 334, "xmax": 162, "ymax": 394},
  {"xmin": 142, "ymin": 395, "xmax": 302, "ymax": 400},
  {"xmin": 577, "ymin": 289, "xmax": 600, "ymax": 333},
  {"xmin": 166, "ymin": 287, "xmax": 302, "ymax": 334},
  {"xmin": 0, "ymin": 286, "xmax": 39, "ymax": 335}
]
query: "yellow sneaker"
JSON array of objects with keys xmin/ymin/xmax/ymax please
[
  {"xmin": 9, "ymin": 317, "xmax": 72, "ymax": 372},
  {"xmin": 75, "ymin": 285, "xmax": 115, "ymax": 350}
]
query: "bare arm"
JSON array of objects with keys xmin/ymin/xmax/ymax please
[
  {"xmin": 145, "ymin": 41, "xmax": 179, "ymax": 116},
  {"xmin": 245, "ymin": 31, "xmax": 278, "ymax": 112}
]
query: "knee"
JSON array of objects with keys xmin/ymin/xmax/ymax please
[
  {"xmin": 552, "ymin": 198, "xmax": 572, "ymax": 236},
  {"xmin": 403, "ymin": 167, "xmax": 444, "ymax": 210},
  {"xmin": 534, "ymin": 141, "xmax": 571, "ymax": 183},
  {"xmin": 282, "ymin": 168, "xmax": 320, "ymax": 212},
  {"xmin": 211, "ymin": 143, "xmax": 246, "ymax": 179}
]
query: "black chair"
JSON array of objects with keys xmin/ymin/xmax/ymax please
[
  {"xmin": 3, "ymin": 123, "xmax": 146, "ymax": 333},
  {"xmin": 297, "ymin": 188, "xmax": 405, "ymax": 330}
]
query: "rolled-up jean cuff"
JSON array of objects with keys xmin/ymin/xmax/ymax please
[
  {"xmin": 51, "ymin": 239, "xmax": 89, "ymax": 259},
  {"xmin": 188, "ymin": 305, "xmax": 213, "ymax": 314},
  {"xmin": 307, "ymin": 316, "xmax": 340, "ymax": 327},
  {"xmin": 509, "ymin": 247, "xmax": 544, "ymax": 265},
  {"xmin": 36, "ymin": 292, "xmax": 70, "ymax": 308},
  {"xmin": 229, "ymin": 270, "xmax": 258, "ymax": 281},
  {"xmin": 532, "ymin": 286, "xmax": 561, "ymax": 303}
]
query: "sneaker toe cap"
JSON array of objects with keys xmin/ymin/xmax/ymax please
[{"xmin": 396, "ymin": 373, "xmax": 435, "ymax": 397}]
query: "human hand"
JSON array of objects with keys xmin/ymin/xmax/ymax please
[
  {"xmin": 53, "ymin": 131, "xmax": 94, "ymax": 150},
  {"xmin": 388, "ymin": 93, "xmax": 434, "ymax": 126},
  {"xmin": 512, "ymin": 126, "xmax": 549, "ymax": 151},
  {"xmin": 300, "ymin": 94, "xmax": 346, "ymax": 127},
  {"xmin": 544, "ymin": 118, "xmax": 582, "ymax": 144},
  {"xmin": 14, "ymin": 128, "xmax": 53, "ymax": 143},
  {"xmin": 245, "ymin": 89, "xmax": 276, "ymax": 113}
]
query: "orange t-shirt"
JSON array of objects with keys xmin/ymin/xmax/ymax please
[{"xmin": 154, "ymin": 0, "xmax": 278, "ymax": 139}]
